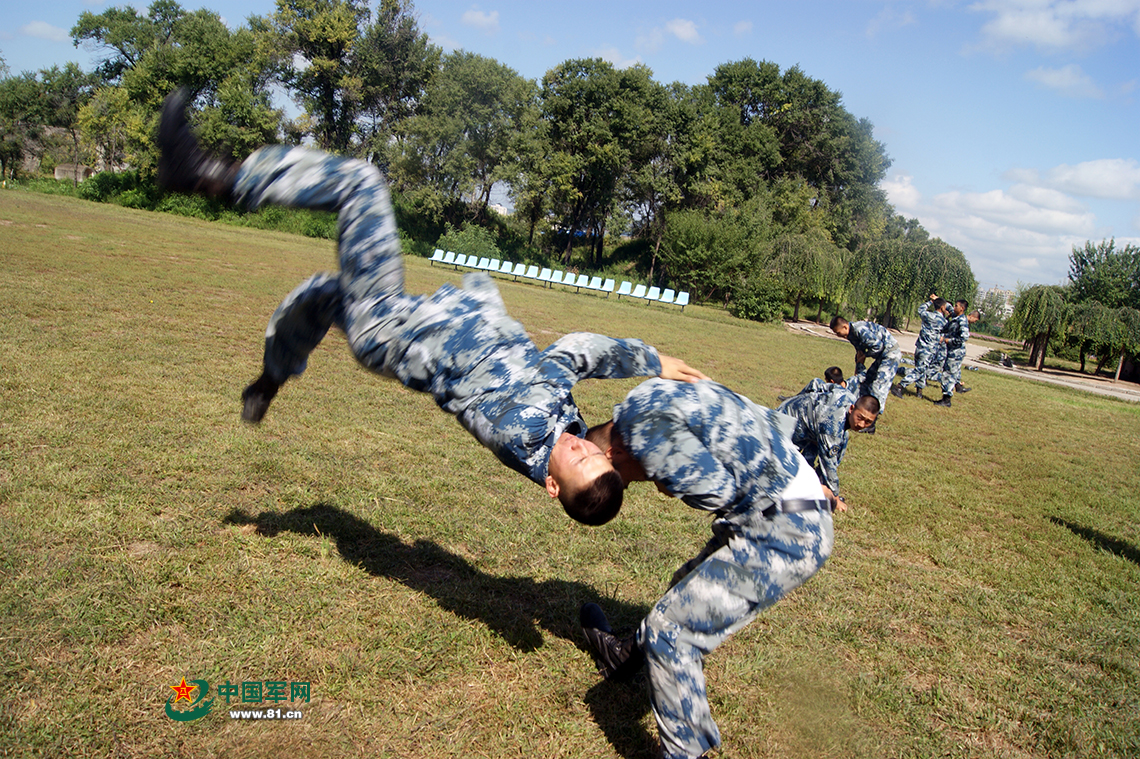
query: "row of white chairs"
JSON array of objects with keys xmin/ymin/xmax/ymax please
[{"xmin": 428, "ymin": 249, "xmax": 689, "ymax": 310}]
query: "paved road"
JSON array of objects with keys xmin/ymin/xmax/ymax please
[{"xmin": 785, "ymin": 321, "xmax": 1140, "ymax": 404}]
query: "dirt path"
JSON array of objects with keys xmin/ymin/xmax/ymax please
[{"xmin": 785, "ymin": 321, "xmax": 1140, "ymax": 404}]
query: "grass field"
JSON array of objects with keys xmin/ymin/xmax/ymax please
[{"xmin": 3, "ymin": 190, "xmax": 1139, "ymax": 759}]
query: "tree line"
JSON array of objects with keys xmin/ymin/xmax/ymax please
[
  {"xmin": 0, "ymin": 0, "xmax": 978, "ymax": 326},
  {"xmin": 1006, "ymin": 240, "xmax": 1140, "ymax": 380}
]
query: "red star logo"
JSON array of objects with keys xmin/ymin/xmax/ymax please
[{"xmin": 170, "ymin": 677, "xmax": 197, "ymax": 703}]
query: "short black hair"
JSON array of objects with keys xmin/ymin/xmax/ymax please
[
  {"xmin": 562, "ymin": 470, "xmax": 624, "ymax": 526},
  {"xmin": 956, "ymin": 299, "xmax": 969, "ymax": 309},
  {"xmin": 933, "ymin": 297, "xmax": 948, "ymax": 311},
  {"xmin": 829, "ymin": 315, "xmax": 848, "ymax": 331},
  {"xmin": 854, "ymin": 395, "xmax": 880, "ymax": 414},
  {"xmin": 585, "ymin": 422, "xmax": 613, "ymax": 450},
  {"xmin": 824, "ymin": 366, "xmax": 844, "ymax": 384}
]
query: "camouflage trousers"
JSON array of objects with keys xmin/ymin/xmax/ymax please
[
  {"xmin": 235, "ymin": 145, "xmax": 405, "ymax": 382},
  {"xmin": 940, "ymin": 348, "xmax": 967, "ymax": 396},
  {"xmin": 852, "ymin": 346, "xmax": 901, "ymax": 409},
  {"xmin": 641, "ymin": 508, "xmax": 834, "ymax": 759},
  {"xmin": 235, "ymin": 146, "xmax": 532, "ymax": 404},
  {"xmin": 899, "ymin": 341, "xmax": 937, "ymax": 390}
]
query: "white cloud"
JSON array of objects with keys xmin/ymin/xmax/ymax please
[
  {"xmin": 1025, "ymin": 64, "xmax": 1105, "ymax": 98},
  {"xmin": 878, "ymin": 171, "xmax": 1108, "ymax": 287},
  {"xmin": 734, "ymin": 20, "xmax": 753, "ymax": 38},
  {"xmin": 969, "ymin": 0, "xmax": 1140, "ymax": 54},
  {"xmin": 866, "ymin": 6, "xmax": 917, "ymax": 37},
  {"xmin": 593, "ymin": 45, "xmax": 642, "ymax": 70},
  {"xmin": 1007, "ymin": 182, "xmax": 1088, "ymax": 212},
  {"xmin": 1043, "ymin": 158, "xmax": 1140, "ymax": 199},
  {"xmin": 636, "ymin": 18, "xmax": 703, "ymax": 53},
  {"xmin": 882, "ymin": 173, "xmax": 922, "ymax": 212},
  {"xmin": 462, "ymin": 8, "xmax": 500, "ymax": 34},
  {"xmin": 665, "ymin": 19, "xmax": 703, "ymax": 44},
  {"xmin": 20, "ymin": 21, "xmax": 69, "ymax": 43}
]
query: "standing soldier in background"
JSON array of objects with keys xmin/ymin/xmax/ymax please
[
  {"xmin": 829, "ymin": 316, "xmax": 901, "ymax": 416},
  {"xmin": 892, "ymin": 294, "xmax": 950, "ymax": 399},
  {"xmin": 933, "ymin": 302, "xmax": 980, "ymax": 408}
]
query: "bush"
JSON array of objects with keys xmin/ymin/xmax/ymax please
[
  {"xmin": 729, "ymin": 274, "xmax": 785, "ymax": 322},
  {"xmin": 78, "ymin": 171, "xmax": 141, "ymax": 203},
  {"xmin": 434, "ymin": 223, "xmax": 502, "ymax": 260},
  {"xmin": 155, "ymin": 192, "xmax": 223, "ymax": 220}
]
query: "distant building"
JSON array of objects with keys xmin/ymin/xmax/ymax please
[
  {"xmin": 978, "ymin": 286, "xmax": 1015, "ymax": 318},
  {"xmin": 54, "ymin": 164, "xmax": 95, "ymax": 183}
]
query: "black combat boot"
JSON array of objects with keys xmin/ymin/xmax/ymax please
[
  {"xmin": 580, "ymin": 603, "xmax": 645, "ymax": 681},
  {"xmin": 933, "ymin": 394, "xmax": 952, "ymax": 407},
  {"xmin": 241, "ymin": 372, "xmax": 281, "ymax": 424},
  {"xmin": 955, "ymin": 383, "xmax": 971, "ymax": 393},
  {"xmin": 889, "ymin": 384, "xmax": 905, "ymax": 398},
  {"xmin": 158, "ymin": 88, "xmax": 239, "ymax": 199}
]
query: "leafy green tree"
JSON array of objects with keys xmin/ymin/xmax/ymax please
[
  {"xmin": 1104, "ymin": 307, "xmax": 1140, "ymax": 381},
  {"xmin": 266, "ymin": 0, "xmax": 369, "ymax": 153},
  {"xmin": 390, "ymin": 51, "xmax": 534, "ymax": 223},
  {"xmin": 1067, "ymin": 300, "xmax": 1114, "ymax": 374},
  {"xmin": 0, "ymin": 72, "xmax": 45, "ymax": 179},
  {"xmin": 658, "ymin": 200, "xmax": 772, "ymax": 305},
  {"xmin": 539, "ymin": 58, "xmax": 658, "ymax": 265},
  {"xmin": 704, "ymin": 58, "xmax": 891, "ymax": 246},
  {"xmin": 620, "ymin": 80, "xmax": 696, "ymax": 282},
  {"xmin": 354, "ymin": 0, "xmax": 440, "ymax": 164},
  {"xmin": 771, "ymin": 228, "xmax": 840, "ymax": 321},
  {"xmin": 851, "ymin": 216, "xmax": 927, "ymax": 326},
  {"xmin": 1006, "ymin": 285, "xmax": 1070, "ymax": 371},
  {"xmin": 73, "ymin": 1, "xmax": 280, "ymax": 170},
  {"xmin": 1068, "ymin": 239, "xmax": 1140, "ymax": 310},
  {"xmin": 40, "ymin": 64, "xmax": 99, "ymax": 182}
]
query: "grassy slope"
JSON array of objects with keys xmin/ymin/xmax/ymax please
[{"xmin": 2, "ymin": 191, "xmax": 1138, "ymax": 758}]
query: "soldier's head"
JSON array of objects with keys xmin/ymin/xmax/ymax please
[
  {"xmin": 829, "ymin": 316, "xmax": 850, "ymax": 338},
  {"xmin": 954, "ymin": 299, "xmax": 968, "ymax": 316},
  {"xmin": 824, "ymin": 366, "xmax": 845, "ymax": 385},
  {"xmin": 847, "ymin": 395, "xmax": 880, "ymax": 431},
  {"xmin": 545, "ymin": 431, "xmax": 624, "ymax": 525},
  {"xmin": 933, "ymin": 297, "xmax": 948, "ymax": 313},
  {"xmin": 968, "ymin": 310, "xmax": 980, "ymax": 324}
]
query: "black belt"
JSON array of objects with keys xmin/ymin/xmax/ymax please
[{"xmin": 761, "ymin": 498, "xmax": 831, "ymax": 519}]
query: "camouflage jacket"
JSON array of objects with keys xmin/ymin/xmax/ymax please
[
  {"xmin": 915, "ymin": 302, "xmax": 949, "ymax": 354},
  {"xmin": 612, "ymin": 379, "xmax": 802, "ymax": 518},
  {"xmin": 942, "ymin": 312, "xmax": 971, "ymax": 352},
  {"xmin": 846, "ymin": 320, "xmax": 899, "ymax": 359},
  {"xmin": 777, "ymin": 384, "xmax": 851, "ymax": 496}
]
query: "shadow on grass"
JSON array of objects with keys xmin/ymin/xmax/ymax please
[
  {"xmin": 223, "ymin": 502, "xmax": 657, "ymax": 759},
  {"xmin": 1049, "ymin": 516, "xmax": 1140, "ymax": 567}
]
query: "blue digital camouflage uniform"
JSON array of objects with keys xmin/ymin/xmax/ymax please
[
  {"xmin": 898, "ymin": 301, "xmax": 948, "ymax": 392},
  {"xmin": 777, "ymin": 383, "xmax": 852, "ymax": 497},
  {"xmin": 843, "ymin": 320, "xmax": 901, "ymax": 409},
  {"xmin": 235, "ymin": 146, "xmax": 663, "ymax": 484},
  {"xmin": 939, "ymin": 312, "xmax": 971, "ymax": 397},
  {"xmin": 613, "ymin": 379, "xmax": 833, "ymax": 759}
]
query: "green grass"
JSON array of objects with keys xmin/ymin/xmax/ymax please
[{"xmin": 2, "ymin": 189, "xmax": 1139, "ymax": 758}]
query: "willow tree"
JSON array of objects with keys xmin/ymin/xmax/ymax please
[
  {"xmin": 1007, "ymin": 285, "xmax": 1070, "ymax": 371},
  {"xmin": 772, "ymin": 228, "xmax": 840, "ymax": 321},
  {"xmin": 1066, "ymin": 300, "xmax": 1113, "ymax": 374},
  {"xmin": 1103, "ymin": 307, "xmax": 1140, "ymax": 381}
]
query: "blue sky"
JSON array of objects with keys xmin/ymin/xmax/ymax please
[{"xmin": 3, "ymin": 0, "xmax": 1139, "ymax": 291}]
